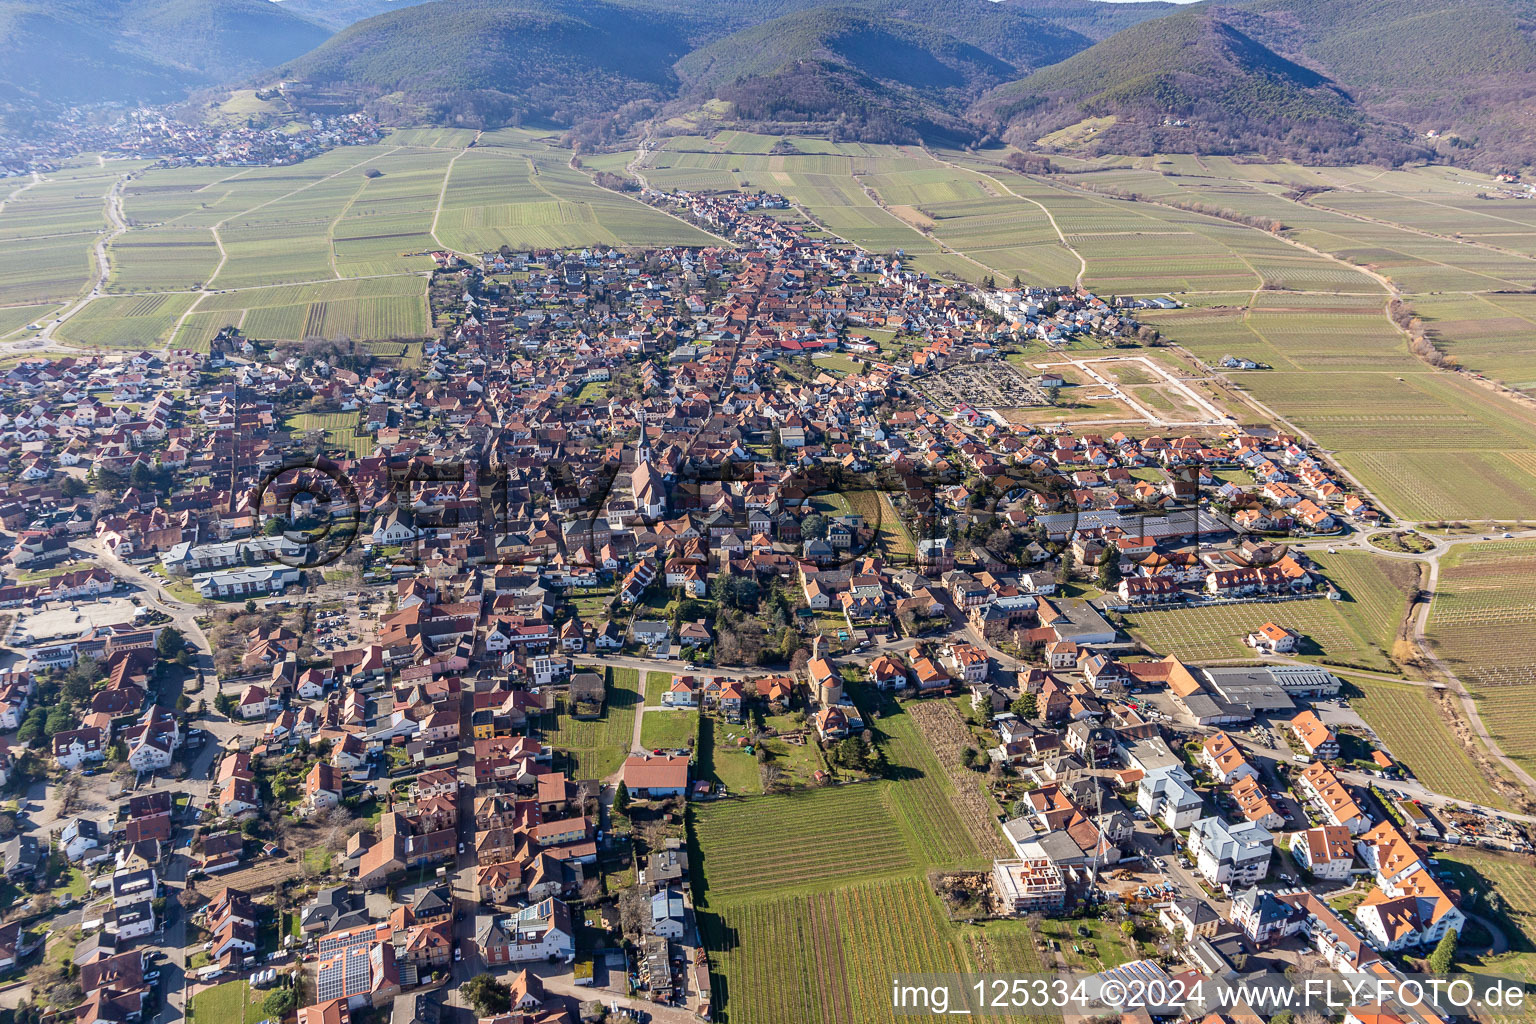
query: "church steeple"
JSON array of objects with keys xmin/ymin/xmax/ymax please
[{"xmin": 637, "ymin": 404, "xmax": 651, "ymax": 463}]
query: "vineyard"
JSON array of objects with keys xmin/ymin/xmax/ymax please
[
  {"xmin": 1436, "ymin": 848, "xmax": 1536, "ymax": 982},
  {"xmin": 691, "ymin": 785, "xmax": 920, "ymax": 899},
  {"xmin": 693, "ymin": 693, "xmax": 1013, "ymax": 1022},
  {"xmin": 699, "ymin": 875, "xmax": 1049, "ymax": 1024},
  {"xmin": 904, "ymin": 700, "xmax": 1010, "ymax": 859},
  {"xmin": 1342, "ymin": 675, "xmax": 1508, "ymax": 809},
  {"xmin": 1426, "ymin": 541, "xmax": 1536, "ymax": 773}
]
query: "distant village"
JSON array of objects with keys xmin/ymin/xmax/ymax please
[{"xmin": 0, "ymin": 107, "xmax": 384, "ymax": 176}]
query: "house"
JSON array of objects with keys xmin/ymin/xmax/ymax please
[
  {"xmin": 0, "ymin": 835, "xmax": 43, "ymax": 881},
  {"xmin": 1289, "ymin": 710, "xmax": 1339, "ymax": 759},
  {"xmin": 1230, "ymin": 775, "xmax": 1284, "ymax": 829},
  {"xmin": 1159, "ymin": 897, "xmax": 1222, "ymax": 942},
  {"xmin": 313, "ymin": 940, "xmax": 400, "ymax": 1009},
  {"xmin": 1246, "ymin": 622, "xmax": 1299, "ymax": 654},
  {"xmin": 54, "ymin": 727, "xmax": 106, "ymax": 770},
  {"xmin": 662, "ymin": 675, "xmax": 698, "ymax": 708},
  {"xmin": 1297, "ymin": 762, "xmax": 1369, "ymax": 834},
  {"xmin": 1137, "ymin": 766, "xmax": 1204, "ymax": 830},
  {"xmin": 1230, "ymin": 887, "xmax": 1301, "ymax": 946},
  {"xmin": 60, "ymin": 818, "xmax": 106, "ymax": 864},
  {"xmin": 649, "ymin": 887, "xmax": 687, "ymax": 939},
  {"xmin": 1199, "ymin": 732, "xmax": 1259, "ymax": 785},
  {"xmin": 475, "ymin": 899, "xmax": 575, "ymax": 964},
  {"xmin": 1353, "ymin": 820, "xmax": 1463, "ymax": 949},
  {"xmin": 306, "ymin": 762, "xmax": 343, "ymax": 814},
  {"xmin": 299, "ymin": 1000, "xmax": 350, "ymax": 1024},
  {"xmin": 630, "ymin": 620, "xmax": 669, "ymax": 648},
  {"xmin": 1189, "ymin": 816, "xmax": 1272, "ymax": 888},
  {"xmin": 867, "ymin": 655, "xmax": 909, "ymax": 690},
  {"xmin": 1292, "ymin": 824, "xmax": 1355, "ymax": 881},
  {"xmin": 237, "ymin": 685, "xmax": 271, "ymax": 720},
  {"xmin": 621, "ymin": 755, "xmax": 689, "ymax": 798}
]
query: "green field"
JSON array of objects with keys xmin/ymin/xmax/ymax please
[
  {"xmin": 1424, "ymin": 540, "xmax": 1536, "ymax": 774},
  {"xmin": 188, "ymin": 980, "xmax": 266, "ymax": 1024},
  {"xmin": 542, "ymin": 666, "xmax": 639, "ymax": 778},
  {"xmin": 639, "ymin": 707, "xmax": 699, "ymax": 750},
  {"xmin": 285, "ymin": 411, "xmax": 371, "ymax": 456},
  {"xmin": 5, "ymin": 129, "xmax": 713, "ymax": 350}
]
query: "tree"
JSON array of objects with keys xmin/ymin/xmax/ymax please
[
  {"xmin": 960, "ymin": 746, "xmax": 981, "ymax": 770},
  {"xmin": 16, "ymin": 708, "xmax": 46, "ymax": 748},
  {"xmin": 1120, "ymin": 920, "xmax": 1136, "ymax": 937},
  {"xmin": 59, "ymin": 476, "xmax": 87, "ymax": 499},
  {"xmin": 1427, "ymin": 927, "xmax": 1458, "ymax": 975},
  {"xmin": 800, "ymin": 513, "xmax": 827, "ymax": 541},
  {"xmin": 1010, "ymin": 694, "xmax": 1038, "ymax": 720},
  {"xmin": 262, "ymin": 990, "xmax": 297, "ymax": 1017},
  {"xmin": 45, "ymin": 703, "xmax": 74, "ymax": 736},
  {"xmin": 156, "ymin": 627, "xmax": 186, "ymax": 662},
  {"xmin": 462, "ymin": 974, "xmax": 511, "ymax": 1017},
  {"xmin": 214, "ymin": 692, "xmax": 236, "ymax": 718},
  {"xmin": 1097, "ymin": 546, "xmax": 1122, "ymax": 590},
  {"xmin": 613, "ymin": 782, "xmax": 629, "ymax": 815}
]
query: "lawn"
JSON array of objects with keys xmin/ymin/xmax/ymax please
[
  {"xmin": 542, "ymin": 666, "xmax": 640, "ymax": 778},
  {"xmin": 49, "ymin": 865, "xmax": 88, "ymax": 901},
  {"xmin": 643, "ymin": 670, "xmax": 674, "ymax": 705},
  {"xmin": 639, "ymin": 708, "xmax": 699, "ymax": 751},
  {"xmin": 697, "ymin": 716, "xmax": 762, "ymax": 796},
  {"xmin": 188, "ymin": 980, "xmax": 266, "ymax": 1024}
]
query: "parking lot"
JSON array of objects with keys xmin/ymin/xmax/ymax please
[{"xmin": 9, "ymin": 593, "xmax": 144, "ymax": 642}]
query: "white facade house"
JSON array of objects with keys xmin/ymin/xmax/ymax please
[
  {"xmin": 193, "ymin": 566, "xmax": 300, "ymax": 598},
  {"xmin": 1137, "ymin": 766, "xmax": 1205, "ymax": 830},
  {"xmin": 1190, "ymin": 816, "xmax": 1273, "ymax": 889},
  {"xmin": 1291, "ymin": 825, "xmax": 1354, "ymax": 881}
]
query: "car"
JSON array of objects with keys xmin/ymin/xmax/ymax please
[
  {"xmin": 453, "ymin": 948, "xmax": 462, "ymax": 962},
  {"xmin": 457, "ymin": 841, "xmax": 465, "ymax": 854}
]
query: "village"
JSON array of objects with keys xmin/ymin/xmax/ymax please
[{"xmin": 0, "ymin": 182, "xmax": 1514, "ymax": 1024}]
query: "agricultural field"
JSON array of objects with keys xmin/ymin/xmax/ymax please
[
  {"xmin": 0, "ymin": 162, "xmax": 131, "ymax": 307},
  {"xmin": 699, "ymin": 875, "xmax": 1027, "ymax": 1024},
  {"xmin": 692, "ymin": 689, "xmax": 1018, "ymax": 1022},
  {"xmin": 1425, "ymin": 540, "xmax": 1536, "ymax": 774},
  {"xmin": 172, "ymin": 277, "xmax": 429, "ymax": 350},
  {"xmin": 542, "ymin": 666, "xmax": 640, "ymax": 779},
  {"xmin": 1121, "ymin": 551, "xmax": 1411, "ymax": 673},
  {"xmin": 1342, "ymin": 675, "xmax": 1508, "ymax": 809},
  {"xmin": 54, "ymin": 292, "xmax": 199, "ymax": 348},
  {"xmin": 1435, "ymin": 848, "xmax": 1536, "ymax": 983},
  {"xmin": 4, "ymin": 130, "xmax": 716, "ymax": 350}
]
